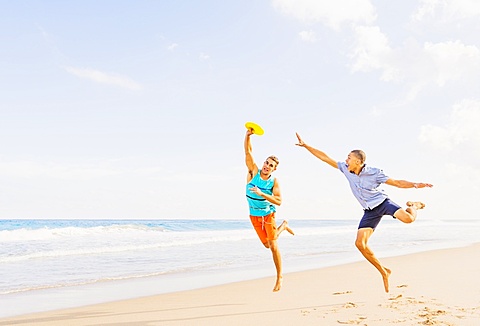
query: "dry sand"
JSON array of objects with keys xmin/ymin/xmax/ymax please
[{"xmin": 1, "ymin": 243, "xmax": 479, "ymax": 325}]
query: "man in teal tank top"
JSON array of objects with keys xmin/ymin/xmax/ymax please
[{"xmin": 244, "ymin": 128, "xmax": 294, "ymax": 292}]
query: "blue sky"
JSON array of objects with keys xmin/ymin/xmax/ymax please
[{"xmin": 1, "ymin": 0, "xmax": 479, "ymax": 220}]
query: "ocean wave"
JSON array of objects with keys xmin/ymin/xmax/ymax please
[
  {"xmin": 0, "ymin": 229, "xmax": 256, "ymax": 263},
  {"xmin": 0, "ymin": 224, "xmax": 167, "ymax": 242},
  {"xmin": 0, "ymin": 260, "xmax": 240, "ymax": 295}
]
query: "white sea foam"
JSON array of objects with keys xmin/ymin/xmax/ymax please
[
  {"xmin": 0, "ymin": 224, "xmax": 167, "ymax": 242},
  {"xmin": 0, "ymin": 218, "xmax": 479, "ymax": 318}
]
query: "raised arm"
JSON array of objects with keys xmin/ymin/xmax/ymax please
[
  {"xmin": 385, "ymin": 178, "xmax": 433, "ymax": 189},
  {"xmin": 295, "ymin": 132, "xmax": 338, "ymax": 169},
  {"xmin": 245, "ymin": 130, "xmax": 258, "ymax": 180}
]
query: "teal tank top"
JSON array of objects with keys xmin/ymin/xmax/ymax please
[{"xmin": 246, "ymin": 171, "xmax": 276, "ymax": 216}]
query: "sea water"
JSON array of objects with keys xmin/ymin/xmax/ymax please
[{"xmin": 1, "ymin": 218, "xmax": 479, "ymax": 317}]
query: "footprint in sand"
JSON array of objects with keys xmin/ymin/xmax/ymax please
[
  {"xmin": 337, "ymin": 316, "xmax": 367, "ymax": 324},
  {"xmin": 388, "ymin": 294, "xmax": 403, "ymax": 301},
  {"xmin": 343, "ymin": 302, "xmax": 357, "ymax": 308}
]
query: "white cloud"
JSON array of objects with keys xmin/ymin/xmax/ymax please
[
  {"xmin": 64, "ymin": 66, "xmax": 142, "ymax": 90},
  {"xmin": 419, "ymin": 99, "xmax": 480, "ymax": 152},
  {"xmin": 299, "ymin": 30, "xmax": 316, "ymax": 42},
  {"xmin": 423, "ymin": 41, "xmax": 480, "ymax": 87},
  {"xmin": 167, "ymin": 43, "xmax": 178, "ymax": 51},
  {"xmin": 272, "ymin": 0, "xmax": 377, "ymax": 30},
  {"xmin": 412, "ymin": 0, "xmax": 437, "ymax": 21},
  {"xmin": 273, "ymin": 0, "xmax": 480, "ymax": 99},
  {"xmin": 404, "ymin": 40, "xmax": 480, "ymax": 99},
  {"xmin": 199, "ymin": 52, "xmax": 210, "ymax": 61},
  {"xmin": 349, "ymin": 33, "xmax": 480, "ymax": 98},
  {"xmin": 413, "ymin": 0, "xmax": 480, "ymax": 22},
  {"xmin": 349, "ymin": 26, "xmax": 400, "ymax": 81},
  {"xmin": 418, "ymin": 100, "xmax": 480, "ymax": 214}
]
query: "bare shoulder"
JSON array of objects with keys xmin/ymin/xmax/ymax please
[{"xmin": 273, "ymin": 177, "xmax": 280, "ymax": 186}]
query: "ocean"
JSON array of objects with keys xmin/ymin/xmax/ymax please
[{"xmin": 1, "ymin": 218, "xmax": 479, "ymax": 318}]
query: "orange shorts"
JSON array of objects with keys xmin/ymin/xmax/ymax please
[{"xmin": 250, "ymin": 212, "xmax": 277, "ymax": 244}]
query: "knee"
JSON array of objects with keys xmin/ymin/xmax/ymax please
[
  {"xmin": 355, "ymin": 239, "xmax": 366, "ymax": 251},
  {"xmin": 397, "ymin": 210, "xmax": 416, "ymax": 223},
  {"xmin": 400, "ymin": 214, "xmax": 415, "ymax": 224},
  {"xmin": 268, "ymin": 240, "xmax": 278, "ymax": 251}
]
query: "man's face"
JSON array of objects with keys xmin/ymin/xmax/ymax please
[
  {"xmin": 345, "ymin": 153, "xmax": 361, "ymax": 172},
  {"xmin": 262, "ymin": 158, "xmax": 277, "ymax": 175}
]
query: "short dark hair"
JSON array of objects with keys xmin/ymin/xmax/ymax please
[
  {"xmin": 350, "ymin": 150, "xmax": 366, "ymax": 164},
  {"xmin": 266, "ymin": 155, "xmax": 279, "ymax": 166}
]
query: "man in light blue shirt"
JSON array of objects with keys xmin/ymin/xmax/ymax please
[{"xmin": 295, "ymin": 133, "xmax": 433, "ymax": 293}]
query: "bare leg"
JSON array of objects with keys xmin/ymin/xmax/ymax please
[
  {"xmin": 394, "ymin": 201, "xmax": 425, "ymax": 224},
  {"xmin": 261, "ymin": 219, "xmax": 293, "ymax": 291},
  {"xmin": 267, "ymin": 239, "xmax": 283, "ymax": 292},
  {"xmin": 355, "ymin": 228, "xmax": 391, "ymax": 293},
  {"xmin": 277, "ymin": 220, "xmax": 295, "ymax": 236}
]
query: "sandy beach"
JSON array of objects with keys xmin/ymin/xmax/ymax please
[{"xmin": 1, "ymin": 243, "xmax": 479, "ymax": 326}]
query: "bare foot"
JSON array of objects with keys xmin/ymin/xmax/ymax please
[
  {"xmin": 285, "ymin": 220, "xmax": 295, "ymax": 235},
  {"xmin": 273, "ymin": 275, "xmax": 283, "ymax": 292},
  {"xmin": 280, "ymin": 220, "xmax": 295, "ymax": 235},
  {"xmin": 406, "ymin": 201, "xmax": 425, "ymax": 210},
  {"xmin": 382, "ymin": 268, "xmax": 391, "ymax": 293}
]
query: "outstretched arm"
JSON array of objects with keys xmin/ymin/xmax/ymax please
[
  {"xmin": 245, "ymin": 130, "xmax": 258, "ymax": 180},
  {"xmin": 295, "ymin": 132, "xmax": 338, "ymax": 169},
  {"xmin": 385, "ymin": 178, "xmax": 433, "ymax": 189}
]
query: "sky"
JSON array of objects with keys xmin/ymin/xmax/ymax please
[{"xmin": 1, "ymin": 0, "xmax": 479, "ymax": 220}]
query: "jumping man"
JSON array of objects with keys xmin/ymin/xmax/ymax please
[
  {"xmin": 245, "ymin": 128, "xmax": 294, "ymax": 292},
  {"xmin": 295, "ymin": 133, "xmax": 433, "ymax": 292}
]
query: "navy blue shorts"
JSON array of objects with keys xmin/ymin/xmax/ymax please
[{"xmin": 358, "ymin": 198, "xmax": 401, "ymax": 230}]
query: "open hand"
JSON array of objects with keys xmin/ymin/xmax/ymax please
[
  {"xmin": 416, "ymin": 182, "xmax": 433, "ymax": 188},
  {"xmin": 295, "ymin": 132, "xmax": 305, "ymax": 147}
]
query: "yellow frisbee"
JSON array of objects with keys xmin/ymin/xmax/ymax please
[{"xmin": 245, "ymin": 121, "xmax": 264, "ymax": 135}]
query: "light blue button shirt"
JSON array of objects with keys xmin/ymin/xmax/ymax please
[{"xmin": 337, "ymin": 162, "xmax": 389, "ymax": 210}]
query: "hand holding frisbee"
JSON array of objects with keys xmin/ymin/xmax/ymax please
[{"xmin": 245, "ymin": 121, "xmax": 264, "ymax": 135}]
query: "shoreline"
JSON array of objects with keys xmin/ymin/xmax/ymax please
[
  {"xmin": 1, "ymin": 243, "xmax": 479, "ymax": 325},
  {"xmin": 0, "ymin": 239, "xmax": 470, "ymax": 320}
]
